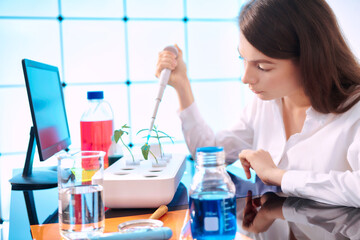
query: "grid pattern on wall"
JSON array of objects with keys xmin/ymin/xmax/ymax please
[{"xmin": 0, "ymin": 0, "xmax": 251, "ymax": 221}]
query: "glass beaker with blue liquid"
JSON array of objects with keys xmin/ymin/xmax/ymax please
[{"xmin": 189, "ymin": 147, "xmax": 237, "ymax": 240}]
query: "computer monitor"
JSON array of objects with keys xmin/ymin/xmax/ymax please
[{"xmin": 9, "ymin": 59, "xmax": 71, "ymax": 190}]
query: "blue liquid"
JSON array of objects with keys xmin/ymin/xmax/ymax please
[{"xmin": 189, "ymin": 192, "xmax": 236, "ymax": 240}]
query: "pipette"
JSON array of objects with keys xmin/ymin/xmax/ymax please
[{"xmin": 146, "ymin": 45, "xmax": 179, "ymax": 144}]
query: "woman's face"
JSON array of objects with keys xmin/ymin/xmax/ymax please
[{"xmin": 239, "ymin": 33, "xmax": 303, "ymax": 101}]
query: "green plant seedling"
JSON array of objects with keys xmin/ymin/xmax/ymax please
[
  {"xmin": 114, "ymin": 124, "xmax": 135, "ymax": 162},
  {"xmin": 137, "ymin": 125, "xmax": 174, "ymax": 162}
]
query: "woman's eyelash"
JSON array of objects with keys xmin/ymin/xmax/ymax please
[
  {"xmin": 257, "ymin": 65, "xmax": 268, "ymax": 71},
  {"xmin": 239, "ymin": 57, "xmax": 270, "ymax": 71}
]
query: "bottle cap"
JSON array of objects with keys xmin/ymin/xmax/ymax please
[
  {"xmin": 87, "ymin": 91, "xmax": 104, "ymax": 100},
  {"xmin": 196, "ymin": 146, "xmax": 225, "ymax": 166},
  {"xmin": 196, "ymin": 146, "xmax": 224, "ymax": 153}
]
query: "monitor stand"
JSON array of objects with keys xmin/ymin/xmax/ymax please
[
  {"xmin": 23, "ymin": 190, "xmax": 58, "ymax": 225},
  {"xmin": 9, "ymin": 127, "xmax": 58, "ymax": 190}
]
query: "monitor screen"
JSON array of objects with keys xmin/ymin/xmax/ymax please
[{"xmin": 23, "ymin": 59, "xmax": 71, "ymax": 160}]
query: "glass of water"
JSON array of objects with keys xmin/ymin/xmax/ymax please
[{"xmin": 57, "ymin": 151, "xmax": 105, "ymax": 239}]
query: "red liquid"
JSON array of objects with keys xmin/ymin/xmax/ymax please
[{"xmin": 80, "ymin": 120, "xmax": 113, "ymax": 169}]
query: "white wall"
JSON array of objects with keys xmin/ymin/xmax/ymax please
[{"xmin": 327, "ymin": 0, "xmax": 360, "ymax": 59}]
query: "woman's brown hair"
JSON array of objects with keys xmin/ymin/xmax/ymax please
[{"xmin": 239, "ymin": 0, "xmax": 360, "ymax": 113}]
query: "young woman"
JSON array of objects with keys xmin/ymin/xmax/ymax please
[{"xmin": 155, "ymin": 0, "xmax": 360, "ymax": 207}]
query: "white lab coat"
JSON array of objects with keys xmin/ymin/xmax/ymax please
[{"xmin": 178, "ymin": 97, "xmax": 360, "ymax": 207}]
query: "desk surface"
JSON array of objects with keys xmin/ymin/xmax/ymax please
[{"xmin": 9, "ymin": 158, "xmax": 360, "ymax": 240}]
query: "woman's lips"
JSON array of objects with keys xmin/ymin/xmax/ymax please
[{"xmin": 251, "ymin": 89, "xmax": 263, "ymax": 94}]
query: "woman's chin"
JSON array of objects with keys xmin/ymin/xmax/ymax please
[{"xmin": 256, "ymin": 92, "xmax": 272, "ymax": 101}]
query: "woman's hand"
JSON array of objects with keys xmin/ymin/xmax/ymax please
[
  {"xmin": 155, "ymin": 44, "xmax": 194, "ymax": 110},
  {"xmin": 155, "ymin": 45, "xmax": 188, "ymax": 90},
  {"xmin": 238, "ymin": 149, "xmax": 286, "ymax": 186}
]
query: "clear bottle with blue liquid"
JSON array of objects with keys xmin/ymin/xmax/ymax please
[{"xmin": 189, "ymin": 147, "xmax": 237, "ymax": 240}]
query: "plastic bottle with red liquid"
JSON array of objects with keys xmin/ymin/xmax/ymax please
[{"xmin": 80, "ymin": 91, "xmax": 113, "ymax": 169}]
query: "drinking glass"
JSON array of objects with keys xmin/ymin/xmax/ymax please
[{"xmin": 57, "ymin": 151, "xmax": 105, "ymax": 239}]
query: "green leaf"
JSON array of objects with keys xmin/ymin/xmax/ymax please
[
  {"xmin": 114, "ymin": 130, "xmax": 123, "ymax": 143},
  {"xmin": 155, "ymin": 130, "xmax": 175, "ymax": 144},
  {"xmin": 158, "ymin": 130, "xmax": 172, "ymax": 138},
  {"xmin": 159, "ymin": 135, "xmax": 174, "ymax": 143},
  {"xmin": 136, "ymin": 126, "xmax": 160, "ymax": 135},
  {"xmin": 114, "ymin": 129, "xmax": 129, "ymax": 143},
  {"xmin": 141, "ymin": 144, "xmax": 150, "ymax": 160},
  {"xmin": 136, "ymin": 128, "xmax": 149, "ymax": 135},
  {"xmin": 153, "ymin": 126, "xmax": 159, "ymax": 134},
  {"xmin": 141, "ymin": 135, "xmax": 158, "ymax": 138},
  {"xmin": 157, "ymin": 136, "xmax": 173, "ymax": 139},
  {"xmin": 122, "ymin": 124, "xmax": 130, "ymax": 129},
  {"xmin": 142, "ymin": 136, "xmax": 173, "ymax": 140}
]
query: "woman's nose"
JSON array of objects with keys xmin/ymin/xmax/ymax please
[{"xmin": 241, "ymin": 64, "xmax": 257, "ymax": 85}]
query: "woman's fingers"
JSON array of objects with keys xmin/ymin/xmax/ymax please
[
  {"xmin": 174, "ymin": 44, "xmax": 182, "ymax": 56},
  {"xmin": 159, "ymin": 50, "xmax": 177, "ymax": 57},
  {"xmin": 239, "ymin": 150, "xmax": 253, "ymax": 179},
  {"xmin": 155, "ymin": 51, "xmax": 177, "ymax": 77},
  {"xmin": 158, "ymin": 51, "xmax": 177, "ymax": 64},
  {"xmin": 155, "ymin": 62, "xmax": 175, "ymax": 77},
  {"xmin": 240, "ymin": 159, "xmax": 251, "ymax": 179}
]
